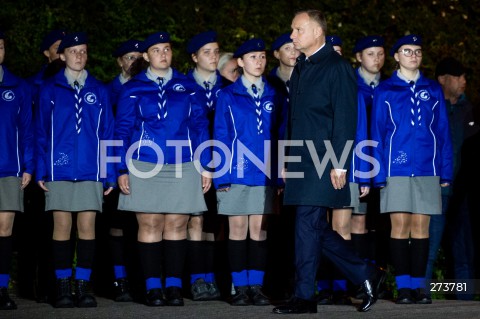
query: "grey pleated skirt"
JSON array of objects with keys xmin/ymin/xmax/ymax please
[
  {"xmin": 118, "ymin": 160, "xmax": 207, "ymax": 214},
  {"xmin": 380, "ymin": 176, "xmax": 441, "ymax": 215},
  {"xmin": 217, "ymin": 184, "xmax": 277, "ymax": 215},
  {"xmin": 45, "ymin": 181, "xmax": 103, "ymax": 212},
  {"xmin": 0, "ymin": 176, "xmax": 24, "ymax": 212}
]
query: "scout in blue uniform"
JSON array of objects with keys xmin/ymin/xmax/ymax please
[
  {"xmin": 371, "ymin": 34, "xmax": 453, "ymax": 305},
  {"xmin": 103, "ymin": 39, "xmax": 142, "ymax": 303},
  {"xmin": 108, "ymin": 39, "xmax": 142, "ymax": 112},
  {"xmin": 185, "ymin": 30, "xmax": 225, "ymax": 301},
  {"xmin": 0, "ymin": 31, "xmax": 34, "ymax": 311},
  {"xmin": 115, "ymin": 31, "xmax": 211, "ymax": 307},
  {"xmin": 19, "ymin": 29, "xmax": 66, "ymax": 305},
  {"xmin": 29, "ymin": 30, "xmax": 66, "ymax": 104},
  {"xmin": 327, "ymin": 35, "xmax": 343, "ymax": 55},
  {"xmin": 36, "ymin": 32, "xmax": 115, "ymax": 308},
  {"xmin": 214, "ymin": 38, "xmax": 284, "ymax": 306},
  {"xmin": 351, "ymin": 35, "xmax": 389, "ymax": 298}
]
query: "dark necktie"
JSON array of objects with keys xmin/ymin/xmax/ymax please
[
  {"xmin": 73, "ymin": 81, "xmax": 82, "ymax": 134},
  {"xmin": 204, "ymin": 81, "xmax": 213, "ymax": 109},
  {"xmin": 252, "ymin": 84, "xmax": 263, "ymax": 134},
  {"xmin": 285, "ymin": 80, "xmax": 290, "ymax": 103},
  {"xmin": 157, "ymin": 77, "xmax": 167, "ymax": 119},
  {"xmin": 409, "ymin": 81, "xmax": 419, "ymax": 126},
  {"xmin": 369, "ymin": 81, "xmax": 375, "ymax": 99}
]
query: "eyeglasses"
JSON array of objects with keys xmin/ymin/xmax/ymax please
[
  {"xmin": 123, "ymin": 55, "xmax": 139, "ymax": 61},
  {"xmin": 398, "ymin": 48, "xmax": 422, "ymax": 57}
]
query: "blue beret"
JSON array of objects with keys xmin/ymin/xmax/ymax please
[
  {"xmin": 271, "ymin": 33, "xmax": 292, "ymax": 51},
  {"xmin": 40, "ymin": 30, "xmax": 66, "ymax": 52},
  {"xmin": 390, "ymin": 34, "xmax": 422, "ymax": 56},
  {"xmin": 233, "ymin": 38, "xmax": 265, "ymax": 58},
  {"xmin": 140, "ymin": 32, "xmax": 170, "ymax": 52},
  {"xmin": 187, "ymin": 31, "xmax": 217, "ymax": 54},
  {"xmin": 327, "ymin": 35, "xmax": 342, "ymax": 46},
  {"xmin": 353, "ymin": 35, "xmax": 384, "ymax": 54},
  {"xmin": 112, "ymin": 39, "xmax": 142, "ymax": 57},
  {"xmin": 57, "ymin": 32, "xmax": 88, "ymax": 53},
  {"xmin": 0, "ymin": 31, "xmax": 4, "ymax": 40}
]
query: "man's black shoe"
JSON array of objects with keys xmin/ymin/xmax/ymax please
[
  {"xmin": 357, "ymin": 268, "xmax": 386, "ymax": 312},
  {"xmin": 272, "ymin": 297, "xmax": 317, "ymax": 314}
]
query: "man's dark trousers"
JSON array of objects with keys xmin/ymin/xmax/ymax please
[{"xmin": 294, "ymin": 205, "xmax": 373, "ymax": 300}]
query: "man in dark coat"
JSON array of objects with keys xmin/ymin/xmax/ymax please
[{"xmin": 272, "ymin": 9, "xmax": 384, "ymax": 314}]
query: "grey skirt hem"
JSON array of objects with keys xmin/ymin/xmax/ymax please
[
  {"xmin": 118, "ymin": 160, "xmax": 207, "ymax": 214},
  {"xmin": 380, "ymin": 176, "xmax": 441, "ymax": 215},
  {"xmin": 45, "ymin": 181, "xmax": 103, "ymax": 212},
  {"xmin": 217, "ymin": 184, "xmax": 278, "ymax": 216},
  {"xmin": 0, "ymin": 177, "xmax": 24, "ymax": 212}
]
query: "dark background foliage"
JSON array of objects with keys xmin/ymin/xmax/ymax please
[{"xmin": 1, "ymin": 0, "xmax": 479, "ymax": 112}]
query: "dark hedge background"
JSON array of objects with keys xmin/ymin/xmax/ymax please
[{"xmin": 1, "ymin": 0, "xmax": 479, "ymax": 113}]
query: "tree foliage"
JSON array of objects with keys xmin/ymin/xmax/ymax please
[{"xmin": 1, "ymin": 0, "xmax": 479, "ymax": 107}]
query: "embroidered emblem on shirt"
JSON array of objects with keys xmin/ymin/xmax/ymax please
[
  {"xmin": 173, "ymin": 84, "xmax": 186, "ymax": 92},
  {"xmin": 1, "ymin": 90, "xmax": 15, "ymax": 101},
  {"xmin": 140, "ymin": 131, "xmax": 154, "ymax": 146},
  {"xmin": 84, "ymin": 92, "xmax": 97, "ymax": 104},
  {"xmin": 417, "ymin": 90, "xmax": 430, "ymax": 101},
  {"xmin": 263, "ymin": 101, "xmax": 275, "ymax": 113},
  {"xmin": 234, "ymin": 156, "xmax": 249, "ymax": 170},
  {"xmin": 54, "ymin": 152, "xmax": 69, "ymax": 166},
  {"xmin": 392, "ymin": 151, "xmax": 408, "ymax": 164}
]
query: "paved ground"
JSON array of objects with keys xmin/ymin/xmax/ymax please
[{"xmin": 2, "ymin": 295, "xmax": 479, "ymax": 319}]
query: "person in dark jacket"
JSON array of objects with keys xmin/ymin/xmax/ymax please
[
  {"xmin": 426, "ymin": 57, "xmax": 479, "ymax": 300},
  {"xmin": 0, "ymin": 31, "xmax": 34, "ymax": 311},
  {"xmin": 371, "ymin": 35, "xmax": 453, "ymax": 304},
  {"xmin": 36, "ymin": 32, "xmax": 115, "ymax": 308},
  {"xmin": 272, "ymin": 10, "xmax": 384, "ymax": 314}
]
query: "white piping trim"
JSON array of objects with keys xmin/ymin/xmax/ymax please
[{"xmin": 227, "ymin": 105, "xmax": 237, "ymax": 173}]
